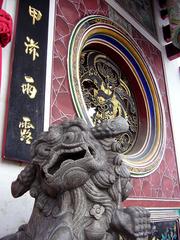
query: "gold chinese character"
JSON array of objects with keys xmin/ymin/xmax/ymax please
[
  {"xmin": 29, "ymin": 5, "xmax": 42, "ymax": 25},
  {"xmin": 24, "ymin": 36, "xmax": 39, "ymax": 61},
  {"xmin": 21, "ymin": 76, "xmax": 37, "ymax": 99},
  {"xmin": 19, "ymin": 117, "xmax": 35, "ymax": 144}
]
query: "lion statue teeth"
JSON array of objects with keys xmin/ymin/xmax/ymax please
[{"xmin": 1, "ymin": 117, "xmax": 151, "ymax": 240}]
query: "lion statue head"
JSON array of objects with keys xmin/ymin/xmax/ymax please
[{"xmin": 7, "ymin": 117, "xmax": 150, "ymax": 240}]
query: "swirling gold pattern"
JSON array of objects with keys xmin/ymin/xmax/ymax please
[{"xmin": 80, "ymin": 50, "xmax": 138, "ymax": 153}]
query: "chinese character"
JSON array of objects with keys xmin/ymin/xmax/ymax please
[
  {"xmin": 21, "ymin": 75, "xmax": 37, "ymax": 99},
  {"xmin": 29, "ymin": 5, "xmax": 42, "ymax": 25},
  {"xmin": 19, "ymin": 117, "xmax": 35, "ymax": 144},
  {"xmin": 24, "ymin": 36, "xmax": 39, "ymax": 61}
]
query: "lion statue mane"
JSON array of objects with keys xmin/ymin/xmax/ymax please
[{"xmin": 1, "ymin": 117, "xmax": 151, "ymax": 240}]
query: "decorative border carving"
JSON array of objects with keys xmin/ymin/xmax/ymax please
[{"xmin": 67, "ymin": 15, "xmax": 166, "ymax": 177}]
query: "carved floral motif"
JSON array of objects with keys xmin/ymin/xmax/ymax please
[{"xmin": 90, "ymin": 204, "xmax": 105, "ymax": 220}]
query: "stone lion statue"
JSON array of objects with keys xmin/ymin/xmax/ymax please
[{"xmin": 1, "ymin": 117, "xmax": 151, "ymax": 240}]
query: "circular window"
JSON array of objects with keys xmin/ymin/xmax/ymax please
[{"xmin": 68, "ymin": 16, "xmax": 165, "ymax": 177}]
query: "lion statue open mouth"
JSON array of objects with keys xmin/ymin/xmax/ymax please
[{"xmin": 1, "ymin": 117, "xmax": 151, "ymax": 240}]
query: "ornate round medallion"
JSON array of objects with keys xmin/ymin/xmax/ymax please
[{"xmin": 68, "ymin": 16, "xmax": 165, "ymax": 177}]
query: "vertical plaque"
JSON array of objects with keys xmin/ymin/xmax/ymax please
[{"xmin": 3, "ymin": 0, "xmax": 50, "ymax": 162}]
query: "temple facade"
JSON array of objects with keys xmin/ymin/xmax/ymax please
[{"xmin": 0, "ymin": 0, "xmax": 180, "ymax": 239}]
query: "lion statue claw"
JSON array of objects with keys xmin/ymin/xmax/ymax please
[{"xmin": 1, "ymin": 117, "xmax": 151, "ymax": 240}]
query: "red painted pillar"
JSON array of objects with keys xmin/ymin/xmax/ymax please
[
  {"xmin": 0, "ymin": 2, "xmax": 12, "ymax": 89},
  {"xmin": 0, "ymin": 0, "xmax": 3, "ymax": 89}
]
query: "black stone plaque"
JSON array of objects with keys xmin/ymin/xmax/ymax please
[{"xmin": 3, "ymin": 0, "xmax": 50, "ymax": 162}]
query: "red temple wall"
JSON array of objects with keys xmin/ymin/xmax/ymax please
[
  {"xmin": 51, "ymin": 0, "xmax": 108, "ymax": 124},
  {"xmin": 50, "ymin": 0, "xmax": 180, "ymax": 206}
]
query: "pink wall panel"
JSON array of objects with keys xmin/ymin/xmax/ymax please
[
  {"xmin": 51, "ymin": 0, "xmax": 108, "ymax": 125},
  {"xmin": 129, "ymin": 30, "xmax": 180, "ymax": 201}
]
